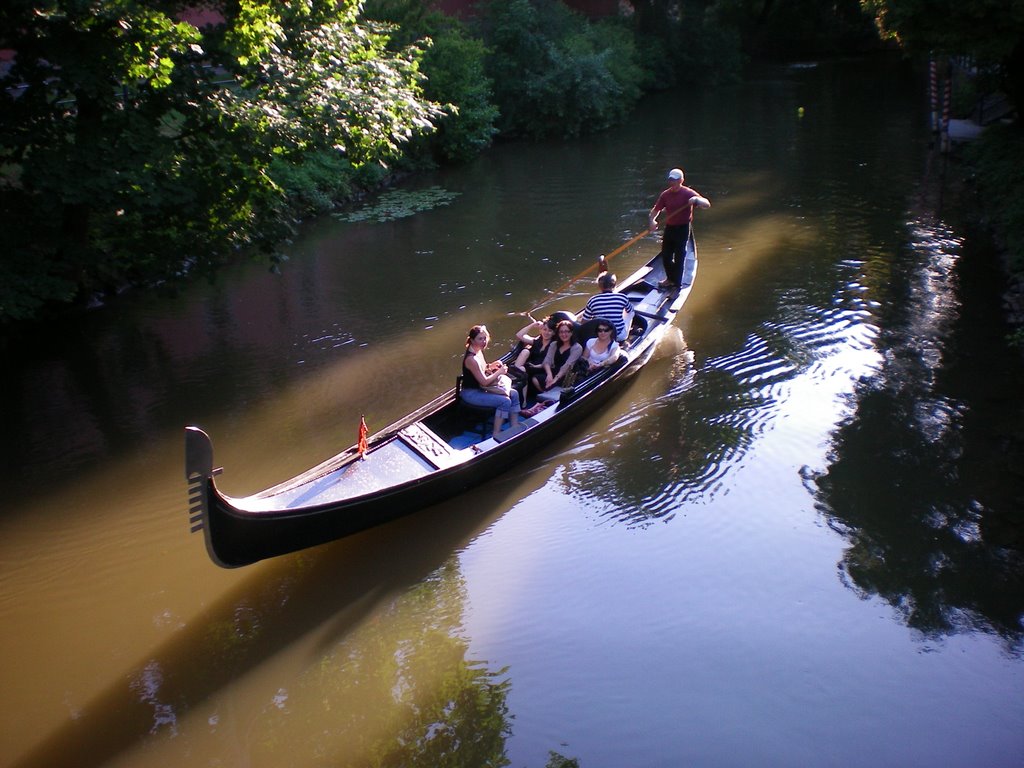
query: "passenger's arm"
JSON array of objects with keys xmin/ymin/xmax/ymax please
[
  {"xmin": 516, "ymin": 320, "xmax": 542, "ymax": 343},
  {"xmin": 542, "ymin": 345, "xmax": 557, "ymax": 385},
  {"xmin": 468, "ymin": 355, "xmax": 506, "ymax": 387},
  {"xmin": 602, "ymin": 341, "xmax": 620, "ymax": 366}
]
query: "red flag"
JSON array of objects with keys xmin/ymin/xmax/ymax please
[{"xmin": 357, "ymin": 416, "xmax": 368, "ymax": 458}]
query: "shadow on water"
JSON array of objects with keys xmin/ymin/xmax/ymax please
[
  {"xmin": 11, "ymin": 469, "xmax": 547, "ymax": 768},
  {"xmin": 811, "ymin": 210, "xmax": 1024, "ymax": 651}
]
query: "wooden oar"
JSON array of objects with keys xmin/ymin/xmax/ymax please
[{"xmin": 510, "ymin": 228, "xmax": 652, "ymax": 318}]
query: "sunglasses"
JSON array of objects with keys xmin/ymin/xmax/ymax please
[{"xmin": 597, "ymin": 327, "xmax": 612, "ymax": 332}]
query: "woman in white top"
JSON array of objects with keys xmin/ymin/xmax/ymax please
[{"xmin": 581, "ymin": 321, "xmax": 620, "ymax": 374}]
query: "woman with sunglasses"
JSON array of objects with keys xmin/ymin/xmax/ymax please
[
  {"xmin": 580, "ymin": 322, "xmax": 620, "ymax": 375},
  {"xmin": 539, "ymin": 320, "xmax": 583, "ymax": 393}
]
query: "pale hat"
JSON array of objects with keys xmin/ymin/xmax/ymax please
[{"xmin": 667, "ymin": 168, "xmax": 683, "ymax": 180}]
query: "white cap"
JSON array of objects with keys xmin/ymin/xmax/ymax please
[{"xmin": 667, "ymin": 168, "xmax": 683, "ymax": 180}]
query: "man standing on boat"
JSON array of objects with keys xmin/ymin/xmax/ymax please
[{"xmin": 648, "ymin": 168, "xmax": 710, "ymax": 288}]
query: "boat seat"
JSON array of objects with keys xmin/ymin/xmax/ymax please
[
  {"xmin": 576, "ymin": 317, "xmax": 604, "ymax": 344},
  {"xmin": 626, "ymin": 312, "xmax": 648, "ymax": 344},
  {"xmin": 455, "ymin": 375, "xmax": 495, "ymax": 437}
]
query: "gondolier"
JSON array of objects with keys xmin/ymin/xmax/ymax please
[{"xmin": 649, "ymin": 168, "xmax": 710, "ymax": 288}]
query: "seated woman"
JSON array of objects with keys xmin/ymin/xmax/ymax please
[
  {"xmin": 537, "ymin": 319, "xmax": 583, "ymax": 395},
  {"xmin": 461, "ymin": 325, "xmax": 521, "ymax": 438},
  {"xmin": 580, "ymin": 321, "xmax": 620, "ymax": 375},
  {"xmin": 511, "ymin": 316, "xmax": 555, "ymax": 398}
]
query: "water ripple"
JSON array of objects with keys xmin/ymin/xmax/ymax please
[{"xmin": 553, "ymin": 283, "xmax": 883, "ymax": 531}]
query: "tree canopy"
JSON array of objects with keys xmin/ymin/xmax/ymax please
[
  {"xmin": 861, "ymin": 0, "xmax": 1024, "ymax": 112},
  {"xmin": 0, "ymin": 0, "xmax": 442, "ymax": 321}
]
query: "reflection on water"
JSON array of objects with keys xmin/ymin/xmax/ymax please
[
  {"xmin": 813, "ymin": 211, "xmax": 1024, "ymax": 649},
  {"xmin": 13, "ymin": 487, "xmax": 516, "ymax": 768},
  {"xmin": 233, "ymin": 560, "xmax": 511, "ymax": 768},
  {"xmin": 558, "ymin": 281, "xmax": 879, "ymax": 527}
]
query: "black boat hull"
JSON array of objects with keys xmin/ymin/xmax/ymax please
[{"xmin": 197, "ymin": 354, "xmax": 648, "ymax": 566}]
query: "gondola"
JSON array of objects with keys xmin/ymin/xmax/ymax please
[{"xmin": 185, "ymin": 232, "xmax": 698, "ymax": 567}]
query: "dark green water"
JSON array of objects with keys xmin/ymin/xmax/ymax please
[{"xmin": 2, "ymin": 56, "xmax": 1022, "ymax": 768}]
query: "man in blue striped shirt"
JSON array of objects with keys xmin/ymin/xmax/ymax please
[{"xmin": 581, "ymin": 272, "xmax": 633, "ymax": 343}]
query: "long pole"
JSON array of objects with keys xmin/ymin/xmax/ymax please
[{"xmin": 512, "ymin": 228, "xmax": 652, "ymax": 318}]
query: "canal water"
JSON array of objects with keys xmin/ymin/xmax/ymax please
[{"xmin": 2, "ymin": 57, "xmax": 1022, "ymax": 767}]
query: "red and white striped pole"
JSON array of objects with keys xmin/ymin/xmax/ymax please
[
  {"xmin": 941, "ymin": 69, "xmax": 952, "ymax": 152},
  {"xmin": 929, "ymin": 57, "xmax": 939, "ymax": 133}
]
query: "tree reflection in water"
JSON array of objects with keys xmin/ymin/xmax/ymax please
[
  {"xmin": 247, "ymin": 560, "xmax": 512, "ymax": 767},
  {"xmin": 550, "ymin": 209, "xmax": 1024, "ymax": 652},
  {"xmin": 13, "ymin": 524, "xmax": 514, "ymax": 768},
  {"xmin": 556, "ymin": 307, "xmax": 862, "ymax": 526},
  {"xmin": 813, "ymin": 215, "xmax": 1024, "ymax": 649}
]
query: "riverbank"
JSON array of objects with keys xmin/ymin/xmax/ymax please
[
  {"xmin": 920, "ymin": 124, "xmax": 1024, "ymax": 351},
  {"xmin": 958, "ymin": 124, "xmax": 1024, "ymax": 346}
]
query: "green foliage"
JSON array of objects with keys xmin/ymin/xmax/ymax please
[
  {"xmin": 363, "ymin": 0, "xmax": 499, "ymax": 162},
  {"xmin": 269, "ymin": 150, "xmax": 356, "ymax": 217},
  {"xmin": 861, "ymin": 0, "xmax": 1024, "ymax": 112},
  {"xmin": 965, "ymin": 124, "xmax": 1024, "ymax": 273},
  {"xmin": 420, "ymin": 27, "xmax": 500, "ymax": 161},
  {"xmin": 0, "ymin": 244, "xmax": 78, "ymax": 322},
  {"xmin": 0, "ymin": 0, "xmax": 443, "ymax": 324},
  {"xmin": 476, "ymin": 0, "xmax": 645, "ymax": 139},
  {"xmin": 628, "ymin": 1, "xmax": 745, "ymax": 91},
  {"xmin": 545, "ymin": 752, "xmax": 580, "ymax": 768},
  {"xmin": 861, "ymin": 0, "xmax": 1023, "ymax": 59},
  {"xmin": 680, "ymin": 2, "xmax": 745, "ymax": 83},
  {"xmin": 710, "ymin": 0, "xmax": 877, "ymax": 59}
]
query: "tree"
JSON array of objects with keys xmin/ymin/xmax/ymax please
[
  {"xmin": 860, "ymin": 0, "xmax": 1024, "ymax": 116},
  {"xmin": 362, "ymin": 0, "xmax": 499, "ymax": 162},
  {"xmin": 0, "ymin": 0, "xmax": 442, "ymax": 323},
  {"xmin": 708, "ymin": 0, "xmax": 876, "ymax": 59},
  {"xmin": 476, "ymin": 0, "xmax": 644, "ymax": 139}
]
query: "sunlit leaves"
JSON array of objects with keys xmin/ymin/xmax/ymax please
[
  {"xmin": 0, "ymin": 0, "xmax": 443, "ymax": 321},
  {"xmin": 860, "ymin": 0, "xmax": 1024, "ymax": 61},
  {"xmin": 237, "ymin": 17, "xmax": 443, "ymax": 162},
  {"xmin": 224, "ymin": 0, "xmax": 284, "ymax": 67}
]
